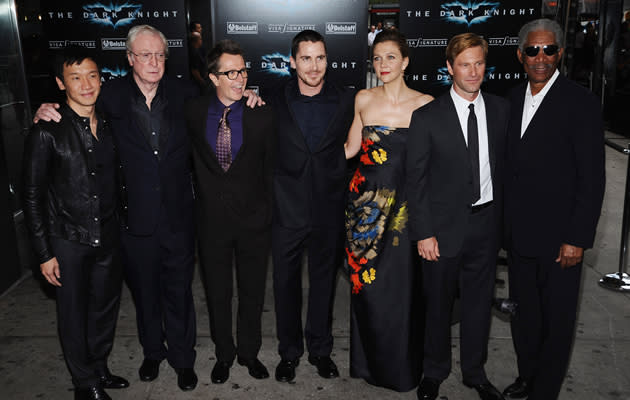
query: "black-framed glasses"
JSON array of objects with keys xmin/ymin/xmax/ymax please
[
  {"xmin": 129, "ymin": 51, "xmax": 167, "ymax": 63},
  {"xmin": 523, "ymin": 45, "xmax": 559, "ymax": 57},
  {"xmin": 214, "ymin": 68, "xmax": 248, "ymax": 80}
]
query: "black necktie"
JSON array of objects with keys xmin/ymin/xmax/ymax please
[{"xmin": 468, "ymin": 103, "xmax": 480, "ymax": 203}]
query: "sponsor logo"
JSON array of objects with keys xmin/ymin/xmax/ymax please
[
  {"xmin": 260, "ymin": 52, "xmax": 291, "ymax": 76},
  {"xmin": 487, "ymin": 36, "xmax": 519, "ymax": 46},
  {"xmin": 227, "ymin": 22, "xmax": 258, "ymax": 34},
  {"xmin": 167, "ymin": 39, "xmax": 183, "ymax": 48},
  {"xmin": 268, "ymin": 23, "xmax": 316, "ymax": 33},
  {"xmin": 407, "ymin": 38, "xmax": 449, "ymax": 48},
  {"xmin": 325, "ymin": 22, "xmax": 356, "ymax": 35},
  {"xmin": 101, "ymin": 66, "xmax": 129, "ymax": 81},
  {"xmin": 49, "ymin": 40, "xmax": 96, "ymax": 49},
  {"xmin": 101, "ymin": 38, "xmax": 126, "ymax": 50}
]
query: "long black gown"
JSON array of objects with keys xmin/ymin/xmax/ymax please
[{"xmin": 345, "ymin": 125, "xmax": 423, "ymax": 392}]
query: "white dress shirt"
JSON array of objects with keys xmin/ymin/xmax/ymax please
[
  {"xmin": 521, "ymin": 69, "xmax": 559, "ymax": 137},
  {"xmin": 450, "ymin": 87, "xmax": 493, "ymax": 206}
]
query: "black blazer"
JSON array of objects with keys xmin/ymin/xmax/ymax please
[
  {"xmin": 99, "ymin": 75, "xmax": 198, "ymax": 235},
  {"xmin": 184, "ymin": 95, "xmax": 275, "ymax": 235},
  {"xmin": 504, "ymin": 75, "xmax": 605, "ymax": 255},
  {"xmin": 271, "ymin": 78, "xmax": 355, "ymax": 229},
  {"xmin": 406, "ymin": 91, "xmax": 509, "ymax": 257}
]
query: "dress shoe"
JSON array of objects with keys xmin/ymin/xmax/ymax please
[
  {"xmin": 275, "ymin": 358, "xmax": 299, "ymax": 382},
  {"xmin": 74, "ymin": 386, "xmax": 112, "ymax": 400},
  {"xmin": 99, "ymin": 370, "xmax": 129, "ymax": 389},
  {"xmin": 176, "ymin": 367, "xmax": 198, "ymax": 391},
  {"xmin": 211, "ymin": 361, "xmax": 231, "ymax": 384},
  {"xmin": 503, "ymin": 377, "xmax": 530, "ymax": 399},
  {"xmin": 237, "ymin": 357, "xmax": 270, "ymax": 379},
  {"xmin": 307, "ymin": 355, "xmax": 339, "ymax": 379},
  {"xmin": 138, "ymin": 358, "xmax": 161, "ymax": 382},
  {"xmin": 463, "ymin": 381, "xmax": 506, "ymax": 400},
  {"xmin": 417, "ymin": 377, "xmax": 441, "ymax": 400}
]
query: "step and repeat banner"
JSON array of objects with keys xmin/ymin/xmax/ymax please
[
  {"xmin": 211, "ymin": 0, "xmax": 368, "ymax": 95},
  {"xmin": 42, "ymin": 1, "xmax": 189, "ymax": 81},
  {"xmin": 400, "ymin": 0, "xmax": 541, "ymax": 96}
]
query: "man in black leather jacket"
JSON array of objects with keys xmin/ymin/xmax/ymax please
[{"xmin": 23, "ymin": 47, "xmax": 129, "ymax": 400}]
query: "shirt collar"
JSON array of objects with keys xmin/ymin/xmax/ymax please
[
  {"xmin": 526, "ymin": 69, "xmax": 559, "ymax": 101},
  {"xmin": 208, "ymin": 94, "xmax": 244, "ymax": 115},
  {"xmin": 449, "ymin": 85, "xmax": 483, "ymax": 113}
]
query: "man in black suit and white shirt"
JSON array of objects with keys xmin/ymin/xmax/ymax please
[
  {"xmin": 502, "ymin": 19, "xmax": 605, "ymax": 400},
  {"xmin": 406, "ymin": 33, "xmax": 508, "ymax": 400}
]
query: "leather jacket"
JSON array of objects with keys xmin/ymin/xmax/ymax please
[{"xmin": 23, "ymin": 104, "xmax": 120, "ymax": 264}]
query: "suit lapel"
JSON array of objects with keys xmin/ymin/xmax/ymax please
[
  {"xmin": 193, "ymin": 96, "xmax": 223, "ymax": 172},
  {"xmin": 441, "ymin": 94, "xmax": 469, "ymax": 157},
  {"xmin": 484, "ymin": 95, "xmax": 497, "ymax": 177},
  {"xmin": 284, "ymin": 83, "xmax": 310, "ymax": 152},
  {"xmin": 521, "ymin": 77, "xmax": 562, "ymax": 140}
]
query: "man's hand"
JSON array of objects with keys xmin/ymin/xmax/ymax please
[
  {"xmin": 33, "ymin": 103, "xmax": 62, "ymax": 123},
  {"xmin": 243, "ymin": 89, "xmax": 265, "ymax": 108},
  {"xmin": 417, "ymin": 237, "xmax": 440, "ymax": 261},
  {"xmin": 41, "ymin": 257, "xmax": 61, "ymax": 287},
  {"xmin": 555, "ymin": 244, "xmax": 583, "ymax": 268}
]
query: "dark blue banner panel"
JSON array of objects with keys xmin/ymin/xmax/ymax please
[
  {"xmin": 400, "ymin": 0, "xmax": 541, "ymax": 96},
  {"xmin": 211, "ymin": 0, "xmax": 369, "ymax": 94},
  {"xmin": 42, "ymin": 1, "xmax": 189, "ymax": 81}
]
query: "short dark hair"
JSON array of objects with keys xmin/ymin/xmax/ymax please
[
  {"xmin": 190, "ymin": 21, "xmax": 201, "ymax": 32},
  {"xmin": 54, "ymin": 45, "xmax": 100, "ymax": 82},
  {"xmin": 207, "ymin": 39, "xmax": 244, "ymax": 74},
  {"xmin": 373, "ymin": 29, "xmax": 409, "ymax": 59},
  {"xmin": 291, "ymin": 30, "xmax": 326, "ymax": 58}
]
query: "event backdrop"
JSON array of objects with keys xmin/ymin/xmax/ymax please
[
  {"xmin": 42, "ymin": 0, "xmax": 189, "ymax": 81},
  {"xmin": 211, "ymin": 0, "xmax": 369, "ymax": 95},
  {"xmin": 400, "ymin": 0, "xmax": 541, "ymax": 96}
]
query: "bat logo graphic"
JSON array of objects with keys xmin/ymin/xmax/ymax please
[
  {"xmin": 83, "ymin": 2, "xmax": 142, "ymax": 29},
  {"xmin": 260, "ymin": 53, "xmax": 291, "ymax": 77},
  {"xmin": 101, "ymin": 66, "xmax": 129, "ymax": 81},
  {"xmin": 441, "ymin": 1, "xmax": 500, "ymax": 27}
]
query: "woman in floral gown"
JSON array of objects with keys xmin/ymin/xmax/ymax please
[{"xmin": 344, "ymin": 30, "xmax": 433, "ymax": 392}]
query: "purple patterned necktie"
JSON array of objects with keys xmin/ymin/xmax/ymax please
[{"xmin": 216, "ymin": 106, "xmax": 232, "ymax": 171}]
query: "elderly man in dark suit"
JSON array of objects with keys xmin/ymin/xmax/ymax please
[
  {"xmin": 34, "ymin": 24, "xmax": 200, "ymax": 392},
  {"xmin": 185, "ymin": 39, "xmax": 274, "ymax": 385},
  {"xmin": 406, "ymin": 33, "xmax": 508, "ymax": 400},
  {"xmin": 502, "ymin": 19, "xmax": 605, "ymax": 400},
  {"xmin": 271, "ymin": 29, "xmax": 355, "ymax": 382}
]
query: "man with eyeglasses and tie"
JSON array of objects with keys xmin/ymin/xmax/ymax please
[
  {"xmin": 184, "ymin": 39, "xmax": 274, "ymax": 385},
  {"xmin": 502, "ymin": 19, "xmax": 605, "ymax": 400}
]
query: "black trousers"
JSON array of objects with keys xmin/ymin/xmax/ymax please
[
  {"xmin": 508, "ymin": 249, "xmax": 582, "ymax": 400},
  {"xmin": 198, "ymin": 224, "xmax": 270, "ymax": 363},
  {"xmin": 422, "ymin": 205, "xmax": 497, "ymax": 384},
  {"xmin": 52, "ymin": 219, "xmax": 122, "ymax": 389},
  {"xmin": 272, "ymin": 224, "xmax": 343, "ymax": 361},
  {"xmin": 121, "ymin": 214, "xmax": 196, "ymax": 368}
]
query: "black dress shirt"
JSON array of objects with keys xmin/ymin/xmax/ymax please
[{"xmin": 287, "ymin": 80, "xmax": 339, "ymax": 152}]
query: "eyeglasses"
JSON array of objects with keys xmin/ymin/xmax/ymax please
[
  {"xmin": 214, "ymin": 68, "xmax": 248, "ymax": 80},
  {"xmin": 523, "ymin": 45, "xmax": 559, "ymax": 57},
  {"xmin": 129, "ymin": 51, "xmax": 167, "ymax": 63}
]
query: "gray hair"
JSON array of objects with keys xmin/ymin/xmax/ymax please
[
  {"xmin": 517, "ymin": 19, "xmax": 564, "ymax": 50},
  {"xmin": 126, "ymin": 24, "xmax": 169, "ymax": 56}
]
